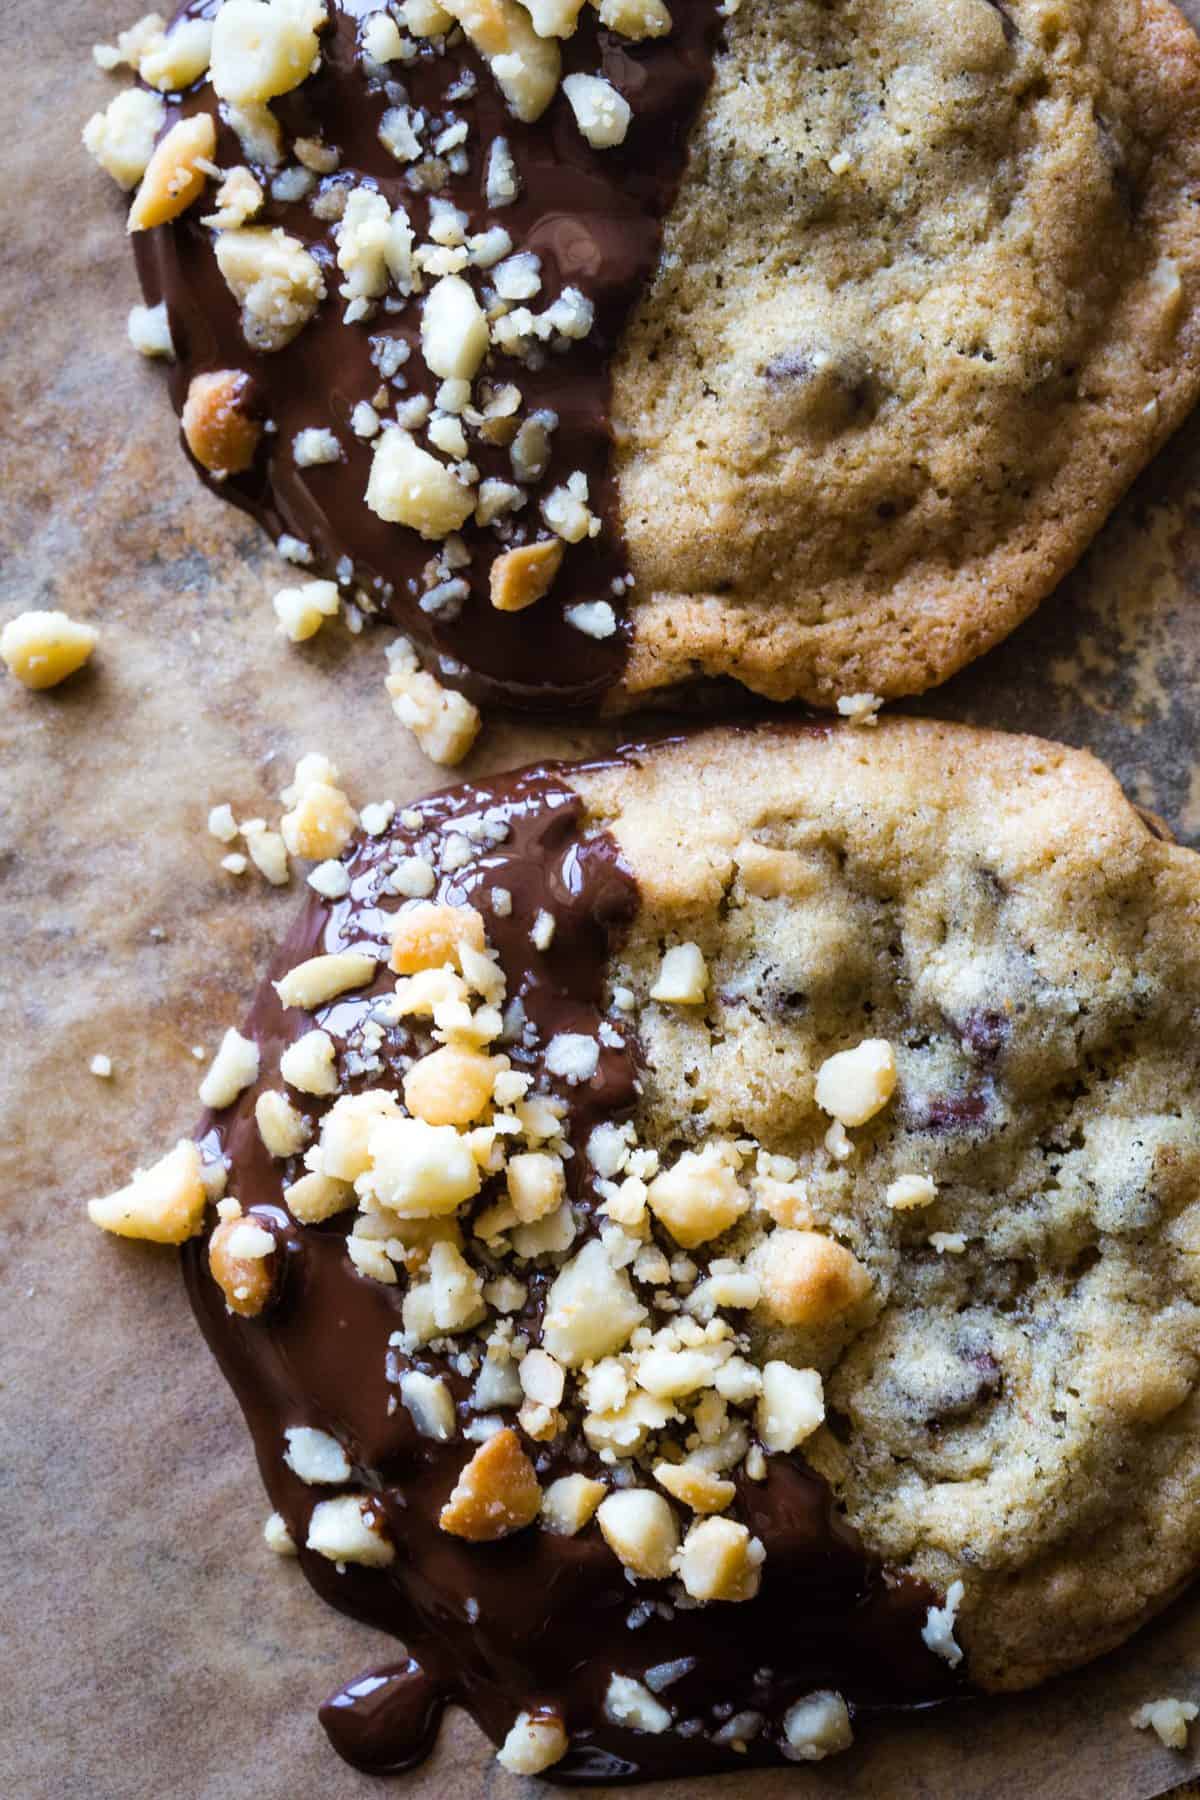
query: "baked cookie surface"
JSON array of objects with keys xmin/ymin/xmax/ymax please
[
  {"xmin": 86, "ymin": 0, "xmax": 1200, "ymax": 714},
  {"xmin": 89, "ymin": 720, "xmax": 1200, "ymax": 1779}
]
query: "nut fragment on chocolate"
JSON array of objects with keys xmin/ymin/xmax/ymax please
[{"xmin": 181, "ymin": 370, "xmax": 261, "ymax": 475}]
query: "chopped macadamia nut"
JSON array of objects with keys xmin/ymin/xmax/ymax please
[
  {"xmin": 597, "ymin": 1488, "xmax": 678, "ymax": 1579},
  {"xmin": 285, "ymin": 1169, "xmax": 353, "ymax": 1222},
  {"xmin": 541, "ymin": 1472, "xmax": 606, "ymax": 1536},
  {"xmin": 439, "ymin": 1426, "xmax": 541, "ymax": 1539},
  {"xmin": 203, "ymin": 164, "xmax": 264, "ymax": 229},
  {"xmin": 815, "ymin": 1038, "xmax": 897, "ymax": 1127},
  {"xmin": 90, "ymin": 1054, "xmax": 114, "ymax": 1079},
  {"xmin": 673, "ymin": 1516, "xmax": 764, "ymax": 1602},
  {"xmin": 128, "ymin": 113, "xmax": 215, "ymax": 231},
  {"xmin": 542, "ymin": 1238, "xmax": 646, "ymax": 1366},
  {"xmin": 243, "ymin": 821, "xmax": 290, "ymax": 885},
  {"xmin": 886, "ymin": 1172, "xmax": 937, "ymax": 1211},
  {"xmin": 442, "ymin": 0, "xmax": 561, "ymax": 123},
  {"xmin": 263, "ymin": 1510, "xmax": 296, "ymax": 1555},
  {"xmin": 653, "ymin": 1460, "xmax": 735, "ymax": 1515},
  {"xmin": 357, "ymin": 1115, "xmax": 481, "ymax": 1217},
  {"xmin": 421, "ymin": 274, "xmax": 489, "ymax": 380},
  {"xmin": 646, "ymin": 1146, "xmax": 747, "ymax": 1250},
  {"xmin": 598, "ymin": 0, "xmax": 671, "ymax": 34},
  {"xmin": 199, "ymin": 1027, "xmax": 260, "ymax": 1110},
  {"xmin": 83, "ymin": 87, "xmax": 165, "ymax": 188},
  {"xmin": 284, "ymin": 1425, "xmax": 351, "ymax": 1484},
  {"xmin": 362, "ymin": 10, "xmax": 406, "ymax": 61},
  {"xmin": 754, "ymin": 1229, "xmax": 873, "ymax": 1327},
  {"xmin": 367, "ymin": 428, "xmax": 475, "ymax": 539},
  {"xmin": 318, "ymin": 1092, "xmax": 401, "ymax": 1181},
  {"xmin": 496, "ymin": 1711, "xmax": 569, "ymax": 1776},
  {"xmin": 307, "ymin": 1494, "xmax": 395, "ymax": 1567},
  {"xmin": 182, "ymin": 369, "xmax": 261, "ymax": 474},
  {"xmin": 404, "ymin": 1045, "xmax": 497, "ymax": 1125},
  {"xmin": 87, "ymin": 1139, "xmax": 207, "ymax": 1244},
  {"xmin": 525, "ymin": 0, "xmax": 586, "ymax": 32},
  {"xmin": 385, "ymin": 651, "xmax": 482, "ymax": 767},
  {"xmin": 562, "ymin": 72, "xmax": 631, "ymax": 147},
  {"xmin": 273, "ymin": 578, "xmax": 339, "ymax": 641},
  {"xmin": 782, "ymin": 1690, "xmax": 853, "ymax": 1761},
  {"xmin": 391, "ymin": 901, "xmax": 486, "ymax": 973},
  {"xmin": 139, "ymin": 15, "xmax": 214, "ymax": 87},
  {"xmin": 280, "ymin": 778, "xmax": 358, "ymax": 860},
  {"xmin": 293, "ymin": 426, "xmax": 340, "ymax": 466},
  {"xmin": 1, "ymin": 611, "xmax": 97, "ymax": 690},
  {"xmin": 758, "ymin": 1361, "xmax": 824, "ymax": 1452},
  {"xmin": 208, "ymin": 803, "xmax": 238, "ymax": 843},
  {"xmin": 210, "ymin": 0, "xmax": 324, "ymax": 107},
  {"xmin": 650, "ymin": 942, "xmax": 708, "ymax": 1005},
  {"xmin": 401, "ymin": 0, "xmax": 454, "ymax": 32},
  {"xmin": 215, "ymin": 227, "xmax": 326, "ymax": 352},
  {"xmin": 507, "ymin": 1151, "xmax": 564, "ymax": 1222},
  {"xmin": 836, "ymin": 691, "xmax": 883, "ymax": 725},
  {"xmin": 279, "ymin": 1027, "xmax": 339, "ymax": 1096},
  {"xmin": 490, "ymin": 539, "xmax": 564, "ymax": 612},
  {"xmin": 400, "ymin": 1369, "xmax": 457, "ymax": 1439},
  {"xmin": 127, "ymin": 300, "xmax": 175, "ymax": 359},
  {"xmin": 274, "ymin": 950, "xmax": 375, "ymax": 1010},
  {"xmin": 209, "ymin": 1214, "xmax": 276, "ymax": 1315},
  {"xmin": 1132, "ymin": 1697, "xmax": 1199, "ymax": 1750},
  {"xmin": 604, "ymin": 1674, "xmax": 671, "ymax": 1734},
  {"xmin": 921, "ymin": 1579, "xmax": 965, "ymax": 1667},
  {"xmin": 255, "ymin": 1088, "xmax": 311, "ymax": 1158}
]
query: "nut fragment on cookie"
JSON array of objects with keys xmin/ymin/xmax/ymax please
[
  {"xmin": 306, "ymin": 1494, "xmax": 395, "ymax": 1567},
  {"xmin": 1131, "ymin": 1697, "xmax": 1199, "ymax": 1750},
  {"xmin": 182, "ymin": 370, "xmax": 262, "ymax": 475},
  {"xmin": 439, "ymin": 1426, "xmax": 541, "ymax": 1539},
  {"xmin": 649, "ymin": 942, "xmax": 708, "ymax": 1005},
  {"xmin": 490, "ymin": 540, "xmax": 564, "ymax": 612},
  {"xmin": 815, "ymin": 1038, "xmax": 897, "ymax": 1127},
  {"xmin": 646, "ymin": 1145, "xmax": 746, "ymax": 1248},
  {"xmin": 87, "ymin": 1139, "xmax": 207, "ymax": 1244},
  {"xmin": 496, "ymin": 1710, "xmax": 569, "ymax": 1775},
  {"xmin": 127, "ymin": 114, "xmax": 216, "ymax": 231},
  {"xmin": 753, "ymin": 1229, "xmax": 872, "ymax": 1327},
  {"xmin": 758, "ymin": 1361, "xmax": 824, "ymax": 1452},
  {"xmin": 596, "ymin": 0, "xmax": 672, "ymax": 36},
  {"xmin": 1, "ymin": 610, "xmax": 97, "ymax": 690}
]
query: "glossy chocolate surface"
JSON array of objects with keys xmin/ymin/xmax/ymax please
[
  {"xmin": 135, "ymin": 2, "xmax": 722, "ymax": 710},
  {"xmin": 185, "ymin": 752, "xmax": 964, "ymax": 1783}
]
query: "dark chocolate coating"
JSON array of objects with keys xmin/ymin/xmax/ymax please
[
  {"xmin": 134, "ymin": 1, "xmax": 722, "ymax": 710},
  {"xmin": 185, "ymin": 753, "xmax": 964, "ymax": 1783}
]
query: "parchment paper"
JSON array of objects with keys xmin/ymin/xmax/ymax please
[{"xmin": 2, "ymin": 4, "xmax": 1199, "ymax": 1797}]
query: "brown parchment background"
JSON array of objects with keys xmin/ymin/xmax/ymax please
[{"xmin": 3, "ymin": 3, "xmax": 1200, "ymax": 1796}]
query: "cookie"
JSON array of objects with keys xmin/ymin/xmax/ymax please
[
  {"xmin": 85, "ymin": 0, "xmax": 1200, "ymax": 716},
  {"xmin": 88, "ymin": 720, "xmax": 1200, "ymax": 1780}
]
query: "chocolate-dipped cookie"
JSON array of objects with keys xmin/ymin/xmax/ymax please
[
  {"xmin": 89, "ymin": 721, "xmax": 1200, "ymax": 1780},
  {"xmin": 84, "ymin": 0, "xmax": 1200, "ymax": 720}
]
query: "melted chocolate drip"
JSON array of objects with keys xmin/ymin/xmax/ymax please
[
  {"xmin": 185, "ymin": 755, "xmax": 965, "ymax": 1783},
  {"xmin": 134, "ymin": 2, "xmax": 722, "ymax": 710}
]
